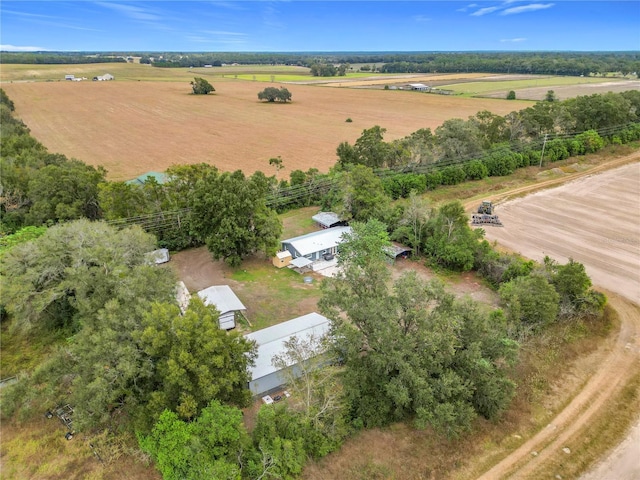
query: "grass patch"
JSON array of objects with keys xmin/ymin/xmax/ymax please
[
  {"xmin": 230, "ymin": 259, "xmax": 322, "ymax": 330},
  {"xmin": 280, "ymin": 206, "xmax": 319, "ymax": 238},
  {"xmin": 439, "ymin": 75, "xmax": 614, "ymax": 96},
  {"xmin": 0, "ymin": 323, "xmax": 66, "ymax": 378}
]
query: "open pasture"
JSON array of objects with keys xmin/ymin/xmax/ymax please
[{"xmin": 1, "ymin": 75, "xmax": 530, "ymax": 181}]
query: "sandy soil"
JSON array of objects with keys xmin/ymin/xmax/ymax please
[
  {"xmin": 0, "ymin": 80, "xmax": 530, "ymax": 181},
  {"xmin": 482, "ymin": 162, "xmax": 640, "ymax": 302},
  {"xmin": 473, "ymin": 156, "xmax": 640, "ymax": 479}
]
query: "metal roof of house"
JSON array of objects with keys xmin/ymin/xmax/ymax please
[
  {"xmin": 126, "ymin": 171, "xmax": 168, "ymax": 186},
  {"xmin": 197, "ymin": 285, "xmax": 246, "ymax": 314},
  {"xmin": 244, "ymin": 312, "xmax": 330, "ymax": 379},
  {"xmin": 276, "ymin": 251, "xmax": 292, "ymax": 259},
  {"xmin": 311, "ymin": 211, "xmax": 342, "ymax": 228},
  {"xmin": 282, "ymin": 226, "xmax": 352, "ymax": 257}
]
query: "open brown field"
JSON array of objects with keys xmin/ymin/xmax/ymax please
[
  {"xmin": 483, "ymin": 161, "xmax": 640, "ymax": 303},
  {"xmin": 1, "ymin": 79, "xmax": 531, "ymax": 181}
]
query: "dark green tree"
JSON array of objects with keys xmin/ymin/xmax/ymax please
[
  {"xmin": 499, "ymin": 274, "xmax": 559, "ymax": 333},
  {"xmin": 26, "ymin": 160, "xmax": 106, "ymax": 225},
  {"xmin": 138, "ymin": 298, "xmax": 256, "ymax": 421},
  {"xmin": 320, "ymin": 221, "xmax": 517, "ymax": 437},
  {"xmin": 506, "ymin": 90, "xmax": 516, "ymax": 100},
  {"xmin": 341, "ymin": 165, "xmax": 391, "ymax": 222},
  {"xmin": 189, "ymin": 170, "xmax": 282, "ymax": 266},
  {"xmin": 140, "ymin": 402, "xmax": 248, "ymax": 480},
  {"xmin": 190, "ymin": 77, "xmax": 215, "ymax": 95},
  {"xmin": 258, "ymin": 86, "xmax": 292, "ymax": 102}
]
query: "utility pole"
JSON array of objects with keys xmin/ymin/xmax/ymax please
[{"xmin": 539, "ymin": 133, "xmax": 549, "ymax": 168}]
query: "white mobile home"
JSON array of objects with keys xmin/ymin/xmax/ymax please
[
  {"xmin": 244, "ymin": 312, "xmax": 330, "ymax": 396},
  {"xmin": 281, "ymin": 226, "xmax": 351, "ymax": 263}
]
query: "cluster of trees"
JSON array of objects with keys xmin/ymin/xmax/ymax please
[
  {"xmin": 377, "ymin": 52, "xmax": 640, "ymax": 77},
  {"xmin": 320, "ymin": 220, "xmax": 519, "ymax": 436},
  {"xmin": 0, "ymin": 52, "xmax": 127, "ymax": 64},
  {"xmin": 336, "ymin": 91, "xmax": 640, "ymax": 172},
  {"xmin": 0, "ymin": 221, "xmax": 256, "ymax": 434},
  {"xmin": 309, "ymin": 63, "xmax": 348, "ymax": 77},
  {"xmin": 9, "ymin": 51, "xmax": 631, "ymax": 78},
  {"xmin": 190, "ymin": 77, "xmax": 215, "ymax": 95},
  {"xmin": 257, "ymin": 86, "xmax": 292, "ymax": 103},
  {"xmin": 0, "ymin": 90, "xmax": 106, "ymax": 234}
]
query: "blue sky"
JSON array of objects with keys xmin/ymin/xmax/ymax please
[{"xmin": 1, "ymin": 1, "xmax": 638, "ymax": 52}]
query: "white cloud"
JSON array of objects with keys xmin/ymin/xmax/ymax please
[
  {"xmin": 413, "ymin": 14, "xmax": 431, "ymax": 22},
  {"xmin": 201, "ymin": 30, "xmax": 247, "ymax": 36},
  {"xmin": 500, "ymin": 37, "xmax": 527, "ymax": 42},
  {"xmin": 95, "ymin": 2, "xmax": 161, "ymax": 22},
  {"xmin": 501, "ymin": 3, "xmax": 554, "ymax": 15},
  {"xmin": 471, "ymin": 6, "xmax": 501, "ymax": 16},
  {"xmin": 0, "ymin": 44, "xmax": 47, "ymax": 51}
]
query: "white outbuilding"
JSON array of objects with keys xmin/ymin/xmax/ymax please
[
  {"xmin": 244, "ymin": 312, "xmax": 330, "ymax": 396},
  {"xmin": 197, "ymin": 285, "xmax": 246, "ymax": 330}
]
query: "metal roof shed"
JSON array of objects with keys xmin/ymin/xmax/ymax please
[
  {"xmin": 145, "ymin": 248, "xmax": 170, "ymax": 265},
  {"xmin": 197, "ymin": 285, "xmax": 246, "ymax": 330},
  {"xmin": 244, "ymin": 312, "xmax": 330, "ymax": 396},
  {"xmin": 312, "ymin": 211, "xmax": 345, "ymax": 229}
]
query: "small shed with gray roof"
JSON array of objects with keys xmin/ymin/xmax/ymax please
[
  {"xmin": 244, "ymin": 312, "xmax": 330, "ymax": 396},
  {"xmin": 197, "ymin": 285, "xmax": 246, "ymax": 330},
  {"xmin": 312, "ymin": 212, "xmax": 347, "ymax": 229}
]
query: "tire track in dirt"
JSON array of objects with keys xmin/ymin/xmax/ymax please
[
  {"xmin": 476, "ymin": 293, "xmax": 640, "ymax": 480},
  {"xmin": 469, "ymin": 152, "xmax": 640, "ymax": 479}
]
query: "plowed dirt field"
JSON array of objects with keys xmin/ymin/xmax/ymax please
[{"xmin": 1, "ymin": 80, "xmax": 529, "ymax": 181}]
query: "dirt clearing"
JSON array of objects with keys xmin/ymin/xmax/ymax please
[
  {"xmin": 1, "ymin": 80, "xmax": 529, "ymax": 181},
  {"xmin": 483, "ymin": 162, "xmax": 640, "ymax": 303}
]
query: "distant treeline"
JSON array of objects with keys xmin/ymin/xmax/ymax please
[
  {"xmin": 2, "ymin": 51, "xmax": 639, "ymax": 76},
  {"xmin": 0, "ymin": 52, "xmax": 127, "ymax": 64}
]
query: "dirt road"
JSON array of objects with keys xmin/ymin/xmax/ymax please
[{"xmin": 473, "ymin": 153, "xmax": 640, "ymax": 479}]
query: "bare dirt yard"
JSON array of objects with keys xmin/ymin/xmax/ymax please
[{"xmin": 0, "ymin": 80, "xmax": 529, "ymax": 181}]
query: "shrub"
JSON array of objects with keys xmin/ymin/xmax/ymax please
[
  {"xmin": 440, "ymin": 165, "xmax": 466, "ymax": 185},
  {"xmin": 463, "ymin": 160, "xmax": 489, "ymax": 180},
  {"xmin": 424, "ymin": 170, "xmax": 443, "ymax": 190}
]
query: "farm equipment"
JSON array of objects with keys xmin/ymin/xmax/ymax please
[
  {"xmin": 471, "ymin": 200, "xmax": 503, "ymax": 227},
  {"xmin": 45, "ymin": 404, "xmax": 75, "ymax": 440}
]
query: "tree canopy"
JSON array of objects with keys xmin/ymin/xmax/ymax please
[
  {"xmin": 190, "ymin": 77, "xmax": 215, "ymax": 95},
  {"xmin": 257, "ymin": 86, "xmax": 292, "ymax": 102},
  {"xmin": 320, "ymin": 220, "xmax": 518, "ymax": 437}
]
